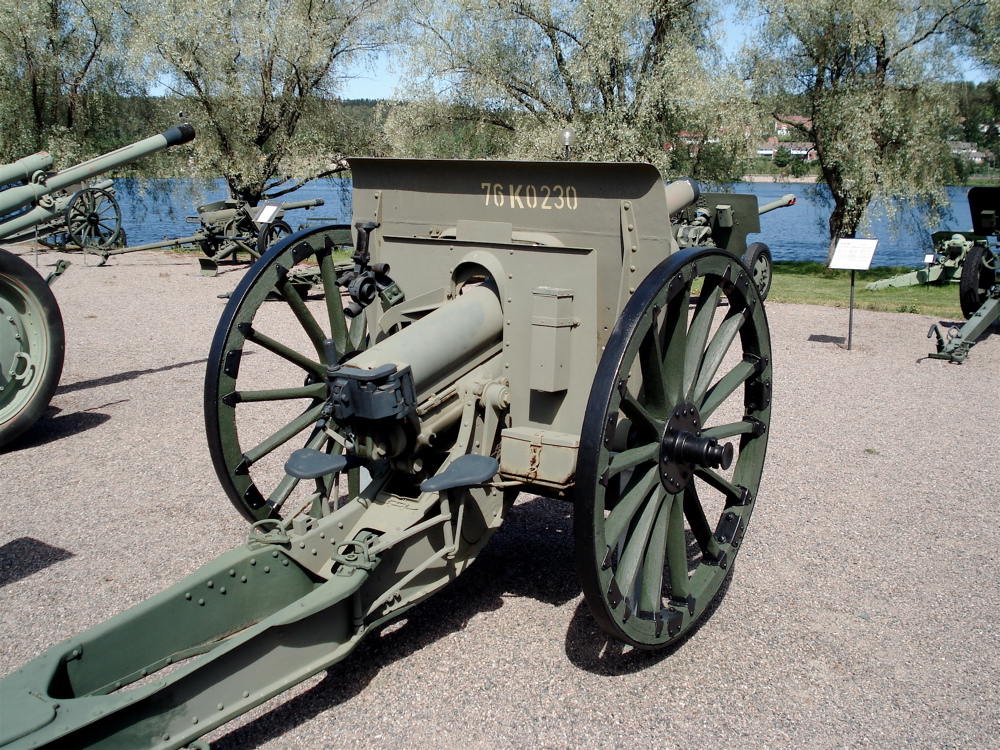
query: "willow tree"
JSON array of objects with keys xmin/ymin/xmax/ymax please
[
  {"xmin": 0, "ymin": 0, "xmax": 132, "ymax": 160},
  {"xmin": 127, "ymin": 0, "xmax": 390, "ymax": 203},
  {"xmin": 746, "ymin": 0, "xmax": 977, "ymax": 261},
  {"xmin": 384, "ymin": 0, "xmax": 760, "ymax": 181},
  {"xmin": 960, "ymin": 0, "xmax": 1000, "ymax": 72}
]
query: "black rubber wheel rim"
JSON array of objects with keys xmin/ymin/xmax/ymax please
[
  {"xmin": 959, "ymin": 244, "xmax": 997, "ymax": 319},
  {"xmin": 205, "ymin": 224, "xmax": 358, "ymax": 522},
  {"xmin": 65, "ymin": 187, "xmax": 122, "ymax": 249},
  {"xmin": 742, "ymin": 242, "xmax": 772, "ymax": 301},
  {"xmin": 0, "ymin": 250, "xmax": 65, "ymax": 448},
  {"xmin": 256, "ymin": 219, "xmax": 292, "ymax": 256},
  {"xmin": 575, "ymin": 247, "xmax": 772, "ymax": 649}
]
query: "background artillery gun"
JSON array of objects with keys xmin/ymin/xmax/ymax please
[
  {"xmin": 0, "ymin": 124, "xmax": 196, "ymax": 449},
  {"xmin": 672, "ymin": 190, "xmax": 796, "ymax": 301},
  {"xmin": 866, "ymin": 187, "xmax": 999, "ymax": 293},
  {"xmin": 927, "ymin": 187, "xmax": 1000, "ymax": 363},
  {"xmin": 0, "ymin": 158, "xmax": 775, "ymax": 749},
  {"xmin": 95, "ymin": 195, "xmax": 327, "ymax": 275},
  {"xmin": 0, "ymin": 177, "xmax": 126, "ymax": 251}
]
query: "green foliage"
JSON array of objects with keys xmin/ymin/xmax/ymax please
[
  {"xmin": 951, "ymin": 81, "xmax": 1000, "ymax": 159},
  {"xmin": 772, "ymin": 146, "xmax": 793, "ymax": 168},
  {"xmin": 960, "ymin": 0, "xmax": 1000, "ymax": 74},
  {"xmin": 746, "ymin": 0, "xmax": 970, "ymax": 261},
  {"xmin": 788, "ymin": 158, "xmax": 810, "ymax": 177},
  {"xmin": 0, "ymin": 0, "xmax": 137, "ymax": 160},
  {"xmin": 386, "ymin": 0, "xmax": 760, "ymax": 182},
  {"xmin": 124, "ymin": 0, "xmax": 392, "ymax": 203}
]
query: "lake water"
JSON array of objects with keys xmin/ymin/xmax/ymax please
[{"xmin": 113, "ymin": 177, "xmax": 976, "ymax": 268}]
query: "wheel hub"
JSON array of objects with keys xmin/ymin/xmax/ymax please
[{"xmin": 658, "ymin": 402, "xmax": 732, "ymax": 493}]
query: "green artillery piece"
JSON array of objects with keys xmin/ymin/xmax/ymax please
[
  {"xmin": 866, "ymin": 232, "xmax": 975, "ymax": 290},
  {"xmin": 0, "ymin": 158, "xmax": 774, "ymax": 749},
  {"xmin": 673, "ymin": 191, "xmax": 796, "ymax": 300},
  {"xmin": 95, "ymin": 195, "xmax": 326, "ymax": 275},
  {"xmin": 0, "ymin": 125, "xmax": 196, "ymax": 449},
  {"xmin": 0, "ymin": 178, "xmax": 126, "ymax": 251},
  {"xmin": 927, "ymin": 187, "xmax": 1000, "ymax": 363},
  {"xmin": 866, "ymin": 187, "xmax": 999, "ymax": 292}
]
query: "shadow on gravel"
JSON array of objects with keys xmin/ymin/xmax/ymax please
[
  {"xmin": 0, "ymin": 537, "xmax": 74, "ymax": 588},
  {"xmin": 212, "ymin": 494, "xmax": 712, "ymax": 748},
  {"xmin": 211, "ymin": 495, "xmax": 583, "ymax": 750},
  {"xmin": 0, "ymin": 405, "xmax": 112, "ymax": 452},
  {"xmin": 563, "ymin": 569, "xmax": 735, "ymax": 676},
  {"xmin": 54, "ymin": 358, "xmax": 207, "ymax": 396},
  {"xmin": 807, "ymin": 334, "xmax": 846, "ymax": 345}
]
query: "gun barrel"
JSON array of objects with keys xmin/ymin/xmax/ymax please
[
  {"xmin": 0, "ymin": 125, "xmax": 195, "ymax": 236},
  {"xmin": 0, "ymin": 152, "xmax": 53, "ymax": 190},
  {"xmin": 758, "ymin": 193, "xmax": 796, "ymax": 215},
  {"xmin": 665, "ymin": 178, "xmax": 700, "ymax": 216},
  {"xmin": 281, "ymin": 198, "xmax": 325, "ymax": 211}
]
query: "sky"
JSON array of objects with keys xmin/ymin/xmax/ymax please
[{"xmin": 338, "ymin": 13, "xmax": 988, "ymax": 100}]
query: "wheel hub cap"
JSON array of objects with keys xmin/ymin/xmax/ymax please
[{"xmin": 658, "ymin": 402, "xmax": 732, "ymax": 493}]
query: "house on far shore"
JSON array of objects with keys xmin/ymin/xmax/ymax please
[
  {"xmin": 774, "ymin": 115, "xmax": 812, "ymax": 138},
  {"xmin": 757, "ymin": 138, "xmax": 818, "ymax": 161},
  {"xmin": 949, "ymin": 140, "xmax": 994, "ymax": 165}
]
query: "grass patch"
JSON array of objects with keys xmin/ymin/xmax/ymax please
[{"xmin": 770, "ymin": 261, "xmax": 965, "ymax": 319}]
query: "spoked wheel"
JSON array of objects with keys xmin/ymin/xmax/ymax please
[
  {"xmin": 575, "ymin": 247, "xmax": 772, "ymax": 649},
  {"xmin": 256, "ymin": 219, "xmax": 292, "ymax": 256},
  {"xmin": 205, "ymin": 224, "xmax": 358, "ymax": 522},
  {"xmin": 742, "ymin": 242, "xmax": 773, "ymax": 301},
  {"xmin": 959, "ymin": 244, "xmax": 997, "ymax": 319},
  {"xmin": 0, "ymin": 250, "xmax": 65, "ymax": 448},
  {"xmin": 65, "ymin": 187, "xmax": 122, "ymax": 249}
]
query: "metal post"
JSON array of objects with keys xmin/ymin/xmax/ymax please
[{"xmin": 848, "ymin": 269, "xmax": 855, "ymax": 350}]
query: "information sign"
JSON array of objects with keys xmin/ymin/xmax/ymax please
[
  {"xmin": 829, "ymin": 238, "xmax": 878, "ymax": 270},
  {"xmin": 254, "ymin": 201, "xmax": 284, "ymax": 226}
]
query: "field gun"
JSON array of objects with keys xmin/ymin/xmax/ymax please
[
  {"xmin": 927, "ymin": 187, "xmax": 1000, "ymax": 363},
  {"xmin": 95, "ymin": 195, "xmax": 326, "ymax": 275},
  {"xmin": 0, "ymin": 177, "xmax": 126, "ymax": 250},
  {"xmin": 0, "ymin": 125, "xmax": 196, "ymax": 448},
  {"xmin": 673, "ymin": 190, "xmax": 796, "ymax": 300},
  {"xmin": 0, "ymin": 159, "xmax": 774, "ymax": 749},
  {"xmin": 866, "ymin": 189, "xmax": 999, "ymax": 292}
]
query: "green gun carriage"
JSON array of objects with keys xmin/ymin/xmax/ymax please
[
  {"xmin": 1, "ymin": 158, "xmax": 774, "ymax": 749},
  {"xmin": 927, "ymin": 186, "xmax": 1000, "ymax": 362},
  {"xmin": 0, "ymin": 177, "xmax": 127, "ymax": 251},
  {"xmin": 95, "ymin": 195, "xmax": 327, "ymax": 275},
  {"xmin": 0, "ymin": 125, "xmax": 196, "ymax": 449}
]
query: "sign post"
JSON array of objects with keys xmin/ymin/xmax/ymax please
[{"xmin": 828, "ymin": 238, "xmax": 879, "ymax": 350}]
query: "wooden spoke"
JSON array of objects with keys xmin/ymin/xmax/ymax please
[{"xmin": 576, "ymin": 249, "xmax": 771, "ymax": 649}]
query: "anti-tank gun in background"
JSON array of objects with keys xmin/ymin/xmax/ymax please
[
  {"xmin": 673, "ymin": 190, "xmax": 796, "ymax": 300},
  {"xmin": 866, "ymin": 189, "xmax": 1000, "ymax": 293},
  {"xmin": 866, "ymin": 231, "xmax": 977, "ymax": 291},
  {"xmin": 96, "ymin": 195, "xmax": 326, "ymax": 275},
  {"xmin": 1, "ymin": 159, "xmax": 775, "ymax": 749},
  {"xmin": 0, "ymin": 125, "xmax": 196, "ymax": 449},
  {"xmin": 927, "ymin": 187, "xmax": 1000, "ymax": 363}
]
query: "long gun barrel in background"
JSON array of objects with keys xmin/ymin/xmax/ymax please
[
  {"xmin": 0, "ymin": 125, "xmax": 196, "ymax": 240},
  {"xmin": 758, "ymin": 193, "xmax": 797, "ymax": 215}
]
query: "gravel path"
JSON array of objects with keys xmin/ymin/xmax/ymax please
[{"xmin": 1, "ymin": 247, "xmax": 997, "ymax": 749}]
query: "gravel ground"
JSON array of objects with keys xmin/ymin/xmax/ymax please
[{"xmin": 1, "ymin": 247, "xmax": 998, "ymax": 749}]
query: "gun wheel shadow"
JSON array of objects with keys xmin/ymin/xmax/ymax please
[{"xmin": 210, "ymin": 494, "xmax": 734, "ymax": 749}]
